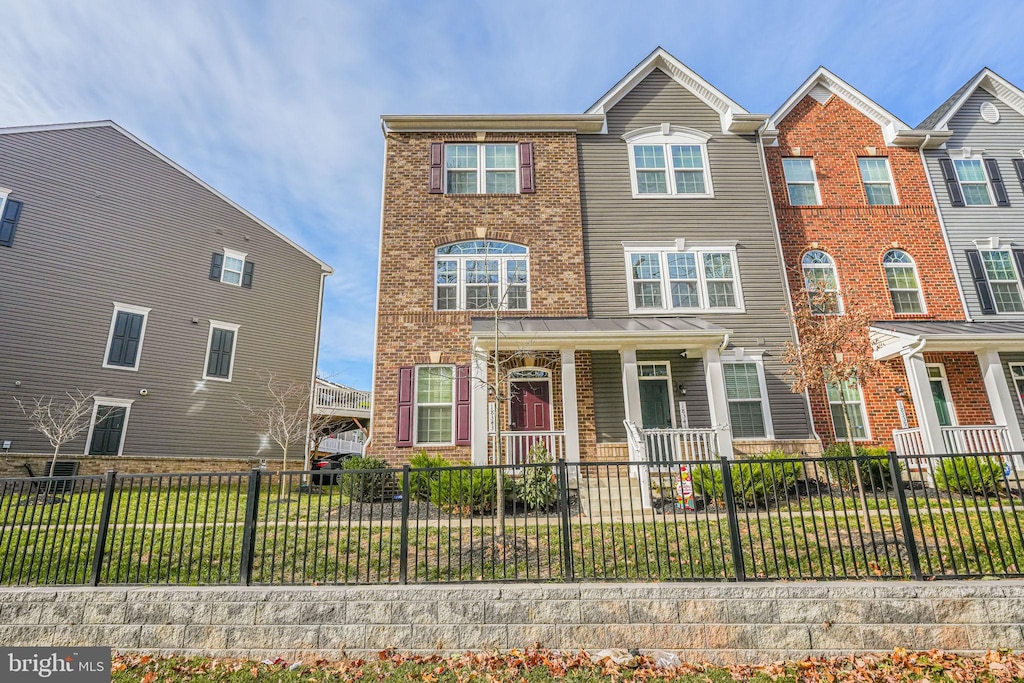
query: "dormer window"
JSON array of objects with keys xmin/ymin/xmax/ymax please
[{"xmin": 625, "ymin": 125, "xmax": 713, "ymax": 198}]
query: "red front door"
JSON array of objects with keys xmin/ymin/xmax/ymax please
[{"xmin": 509, "ymin": 381, "xmax": 551, "ymax": 464}]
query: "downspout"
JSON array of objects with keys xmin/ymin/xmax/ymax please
[{"xmin": 718, "ymin": 332, "xmax": 731, "ymax": 353}]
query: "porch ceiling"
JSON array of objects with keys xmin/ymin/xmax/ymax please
[
  {"xmin": 471, "ymin": 316, "xmax": 730, "ymax": 350},
  {"xmin": 871, "ymin": 320, "xmax": 1024, "ymax": 359}
]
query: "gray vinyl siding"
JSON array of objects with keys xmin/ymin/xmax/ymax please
[
  {"xmin": 923, "ymin": 90, "xmax": 1024, "ymax": 320},
  {"xmin": 999, "ymin": 352, "xmax": 1024, "ymax": 432},
  {"xmin": 578, "ymin": 68, "xmax": 810, "ymax": 440},
  {"xmin": 0, "ymin": 125, "xmax": 325, "ymax": 459}
]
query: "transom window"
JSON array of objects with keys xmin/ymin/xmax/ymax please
[
  {"xmin": 445, "ymin": 144, "xmax": 518, "ymax": 194},
  {"xmin": 858, "ymin": 158, "xmax": 897, "ymax": 205},
  {"xmin": 415, "ymin": 366, "xmax": 454, "ymax": 445},
  {"xmin": 953, "ymin": 159, "xmax": 993, "ymax": 206},
  {"xmin": 723, "ymin": 361, "xmax": 771, "ymax": 439},
  {"xmin": 882, "ymin": 250, "xmax": 924, "ymax": 314},
  {"xmin": 827, "ymin": 380, "xmax": 869, "ymax": 440},
  {"xmin": 980, "ymin": 250, "xmax": 1024, "ymax": 313},
  {"xmin": 801, "ymin": 250, "xmax": 842, "ymax": 315},
  {"xmin": 435, "ymin": 240, "xmax": 529, "ymax": 311},
  {"xmin": 625, "ymin": 247, "xmax": 741, "ymax": 313},
  {"xmin": 625, "ymin": 126, "xmax": 713, "ymax": 198},
  {"xmin": 782, "ymin": 158, "xmax": 820, "ymax": 206}
]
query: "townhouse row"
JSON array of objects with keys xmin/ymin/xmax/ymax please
[{"xmin": 369, "ymin": 47, "xmax": 1024, "ymax": 465}]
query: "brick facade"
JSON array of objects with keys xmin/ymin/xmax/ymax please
[{"xmin": 369, "ymin": 132, "xmax": 590, "ymax": 464}]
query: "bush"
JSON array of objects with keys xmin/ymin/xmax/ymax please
[
  {"xmin": 934, "ymin": 456, "xmax": 1004, "ymax": 496},
  {"xmin": 821, "ymin": 443, "xmax": 898, "ymax": 491},
  {"xmin": 509, "ymin": 442, "xmax": 559, "ymax": 511},
  {"xmin": 692, "ymin": 451, "xmax": 801, "ymax": 508},
  {"xmin": 429, "ymin": 468, "xmax": 497, "ymax": 515},
  {"xmin": 340, "ymin": 456, "xmax": 396, "ymax": 502},
  {"xmin": 409, "ymin": 450, "xmax": 449, "ymax": 501}
]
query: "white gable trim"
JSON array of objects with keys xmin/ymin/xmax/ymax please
[
  {"xmin": 586, "ymin": 47, "xmax": 763, "ymax": 134},
  {"xmin": 0, "ymin": 120, "xmax": 333, "ymax": 273},
  {"xmin": 930, "ymin": 69, "xmax": 1024, "ymax": 131},
  {"xmin": 769, "ymin": 67, "xmax": 910, "ymax": 145}
]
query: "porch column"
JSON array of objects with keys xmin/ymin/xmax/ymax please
[
  {"xmin": 703, "ymin": 348, "xmax": 734, "ymax": 458},
  {"xmin": 902, "ymin": 351, "xmax": 945, "ymax": 454},
  {"xmin": 560, "ymin": 348, "xmax": 580, "ymax": 463},
  {"xmin": 976, "ymin": 349, "xmax": 1024, "ymax": 451},
  {"xmin": 470, "ymin": 347, "xmax": 489, "ymax": 465},
  {"xmin": 620, "ymin": 347, "xmax": 642, "ymax": 427}
]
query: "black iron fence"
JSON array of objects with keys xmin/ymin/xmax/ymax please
[{"xmin": 1, "ymin": 452, "xmax": 1023, "ymax": 586}]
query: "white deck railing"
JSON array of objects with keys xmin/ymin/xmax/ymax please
[
  {"xmin": 314, "ymin": 380, "xmax": 371, "ymax": 416},
  {"xmin": 640, "ymin": 427, "xmax": 720, "ymax": 463},
  {"xmin": 893, "ymin": 425, "xmax": 1011, "ymax": 457},
  {"xmin": 493, "ymin": 431, "xmax": 566, "ymax": 465},
  {"xmin": 318, "ymin": 433, "xmax": 365, "ymax": 455}
]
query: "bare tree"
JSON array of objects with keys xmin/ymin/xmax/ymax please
[
  {"xmin": 237, "ymin": 371, "xmax": 310, "ymax": 473},
  {"xmin": 13, "ymin": 390, "xmax": 102, "ymax": 477},
  {"xmin": 307, "ymin": 409, "xmax": 340, "ymax": 464}
]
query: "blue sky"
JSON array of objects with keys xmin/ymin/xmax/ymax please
[{"xmin": 1, "ymin": 0, "xmax": 1022, "ymax": 389}]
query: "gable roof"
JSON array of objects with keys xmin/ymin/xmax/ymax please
[
  {"xmin": 0, "ymin": 120, "xmax": 333, "ymax": 272},
  {"xmin": 917, "ymin": 68, "xmax": 1024, "ymax": 131},
  {"xmin": 586, "ymin": 47, "xmax": 768, "ymax": 134}
]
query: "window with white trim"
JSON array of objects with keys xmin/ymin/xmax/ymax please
[
  {"xmin": 1009, "ymin": 364, "xmax": 1024, "ymax": 421},
  {"xmin": 953, "ymin": 158, "xmax": 993, "ymax": 206},
  {"xmin": 980, "ymin": 250, "xmax": 1024, "ymax": 313},
  {"xmin": 722, "ymin": 361, "xmax": 772, "ymax": 439},
  {"xmin": 624, "ymin": 245, "xmax": 741, "ymax": 313},
  {"xmin": 801, "ymin": 250, "xmax": 842, "ymax": 315},
  {"xmin": 826, "ymin": 379, "xmax": 869, "ymax": 440},
  {"xmin": 445, "ymin": 144, "xmax": 518, "ymax": 194},
  {"xmin": 221, "ymin": 249, "xmax": 246, "ymax": 285},
  {"xmin": 782, "ymin": 158, "xmax": 821, "ymax": 206},
  {"xmin": 415, "ymin": 365, "xmax": 454, "ymax": 445},
  {"xmin": 85, "ymin": 397, "xmax": 134, "ymax": 456},
  {"xmin": 882, "ymin": 250, "xmax": 924, "ymax": 314},
  {"xmin": 203, "ymin": 321, "xmax": 240, "ymax": 381},
  {"xmin": 103, "ymin": 303, "xmax": 151, "ymax": 371},
  {"xmin": 435, "ymin": 240, "xmax": 528, "ymax": 311},
  {"xmin": 625, "ymin": 126, "xmax": 713, "ymax": 198},
  {"xmin": 858, "ymin": 157, "xmax": 897, "ymax": 205}
]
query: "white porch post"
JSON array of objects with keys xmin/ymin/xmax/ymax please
[
  {"xmin": 976, "ymin": 349, "xmax": 1024, "ymax": 451},
  {"xmin": 470, "ymin": 346, "xmax": 489, "ymax": 465},
  {"xmin": 703, "ymin": 348, "xmax": 734, "ymax": 458},
  {"xmin": 902, "ymin": 351, "xmax": 945, "ymax": 454},
  {"xmin": 560, "ymin": 348, "xmax": 580, "ymax": 463},
  {"xmin": 620, "ymin": 347, "xmax": 642, "ymax": 427}
]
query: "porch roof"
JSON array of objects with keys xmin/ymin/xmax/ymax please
[
  {"xmin": 871, "ymin": 320, "xmax": 1024, "ymax": 359},
  {"xmin": 471, "ymin": 316, "xmax": 730, "ymax": 350}
]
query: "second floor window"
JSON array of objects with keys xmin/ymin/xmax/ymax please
[
  {"xmin": 435, "ymin": 240, "xmax": 529, "ymax": 311},
  {"xmin": 103, "ymin": 303, "xmax": 151, "ymax": 371},
  {"xmin": 859, "ymin": 158, "xmax": 897, "ymax": 205},
  {"xmin": 625, "ymin": 247, "xmax": 741, "ymax": 313},
  {"xmin": 953, "ymin": 158, "xmax": 993, "ymax": 206},
  {"xmin": 782, "ymin": 158, "xmax": 820, "ymax": 206},
  {"xmin": 446, "ymin": 144, "xmax": 517, "ymax": 194},
  {"xmin": 980, "ymin": 250, "xmax": 1024, "ymax": 313},
  {"xmin": 801, "ymin": 250, "xmax": 842, "ymax": 315},
  {"xmin": 882, "ymin": 250, "xmax": 924, "ymax": 314}
]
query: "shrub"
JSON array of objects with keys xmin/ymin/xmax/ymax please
[
  {"xmin": 409, "ymin": 450, "xmax": 449, "ymax": 501},
  {"xmin": 821, "ymin": 443, "xmax": 898, "ymax": 491},
  {"xmin": 340, "ymin": 456, "xmax": 396, "ymax": 502},
  {"xmin": 692, "ymin": 451, "xmax": 801, "ymax": 508},
  {"xmin": 509, "ymin": 442, "xmax": 559, "ymax": 511},
  {"xmin": 429, "ymin": 468, "xmax": 497, "ymax": 515},
  {"xmin": 934, "ymin": 456, "xmax": 1004, "ymax": 496}
]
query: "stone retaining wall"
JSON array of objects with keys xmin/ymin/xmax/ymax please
[{"xmin": 1, "ymin": 582, "xmax": 1022, "ymax": 664}]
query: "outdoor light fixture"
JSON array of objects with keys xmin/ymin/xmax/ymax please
[
  {"xmin": 894, "ymin": 386, "xmax": 906, "ymax": 396},
  {"xmin": 2, "ymin": 441, "xmax": 11, "ymax": 455}
]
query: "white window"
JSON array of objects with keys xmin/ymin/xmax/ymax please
[
  {"xmin": 801, "ymin": 250, "xmax": 842, "ymax": 315},
  {"xmin": 203, "ymin": 321, "xmax": 240, "ymax": 382},
  {"xmin": 858, "ymin": 158, "xmax": 897, "ymax": 205},
  {"xmin": 882, "ymin": 250, "xmax": 924, "ymax": 314},
  {"xmin": 723, "ymin": 359, "xmax": 773, "ymax": 440},
  {"xmin": 102, "ymin": 303, "xmax": 152, "ymax": 371},
  {"xmin": 980, "ymin": 250, "xmax": 1024, "ymax": 313},
  {"xmin": 782, "ymin": 158, "xmax": 821, "ymax": 206},
  {"xmin": 1009, "ymin": 364, "xmax": 1024, "ymax": 421},
  {"xmin": 624, "ymin": 245, "xmax": 742, "ymax": 313},
  {"xmin": 625, "ymin": 126, "xmax": 713, "ymax": 198},
  {"xmin": 435, "ymin": 240, "xmax": 528, "ymax": 311},
  {"xmin": 826, "ymin": 380, "xmax": 870, "ymax": 440},
  {"xmin": 221, "ymin": 249, "xmax": 247, "ymax": 286},
  {"xmin": 415, "ymin": 366, "xmax": 454, "ymax": 445},
  {"xmin": 84, "ymin": 397, "xmax": 134, "ymax": 456},
  {"xmin": 953, "ymin": 157, "xmax": 993, "ymax": 206},
  {"xmin": 445, "ymin": 144, "xmax": 518, "ymax": 194}
]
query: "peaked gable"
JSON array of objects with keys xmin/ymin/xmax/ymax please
[{"xmin": 917, "ymin": 68, "xmax": 1024, "ymax": 131}]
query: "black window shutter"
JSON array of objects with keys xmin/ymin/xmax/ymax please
[
  {"xmin": 207, "ymin": 328, "xmax": 235, "ymax": 378},
  {"xmin": 519, "ymin": 142, "xmax": 535, "ymax": 193},
  {"xmin": 939, "ymin": 157, "xmax": 965, "ymax": 207},
  {"xmin": 206, "ymin": 328, "xmax": 223, "ymax": 376},
  {"xmin": 1013, "ymin": 159, "xmax": 1024, "ymax": 195},
  {"xmin": 209, "ymin": 252, "xmax": 224, "ymax": 280},
  {"xmin": 1014, "ymin": 250, "xmax": 1024, "ymax": 298},
  {"xmin": 428, "ymin": 142, "xmax": 444, "ymax": 194},
  {"xmin": 0, "ymin": 199, "xmax": 22, "ymax": 247},
  {"xmin": 985, "ymin": 159, "xmax": 1011, "ymax": 206},
  {"xmin": 241, "ymin": 261, "xmax": 254, "ymax": 289},
  {"xmin": 108, "ymin": 311, "xmax": 144, "ymax": 366},
  {"xmin": 966, "ymin": 249, "xmax": 996, "ymax": 314}
]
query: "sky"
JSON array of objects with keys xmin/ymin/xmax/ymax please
[{"xmin": 1, "ymin": 0, "xmax": 1022, "ymax": 390}]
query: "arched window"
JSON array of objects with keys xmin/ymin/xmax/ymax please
[
  {"xmin": 624, "ymin": 125, "xmax": 713, "ymax": 198},
  {"xmin": 434, "ymin": 240, "xmax": 529, "ymax": 311},
  {"xmin": 801, "ymin": 250, "xmax": 842, "ymax": 315},
  {"xmin": 883, "ymin": 250, "xmax": 925, "ymax": 314}
]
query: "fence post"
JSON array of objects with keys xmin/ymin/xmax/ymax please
[
  {"xmin": 719, "ymin": 457, "xmax": 746, "ymax": 582},
  {"xmin": 888, "ymin": 451, "xmax": 923, "ymax": 580},
  {"xmin": 399, "ymin": 465, "xmax": 411, "ymax": 585},
  {"xmin": 556, "ymin": 458, "xmax": 575, "ymax": 582},
  {"xmin": 89, "ymin": 470, "xmax": 117, "ymax": 587},
  {"xmin": 239, "ymin": 468, "xmax": 262, "ymax": 586}
]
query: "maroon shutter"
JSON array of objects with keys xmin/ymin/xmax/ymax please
[
  {"xmin": 428, "ymin": 142, "xmax": 444, "ymax": 194},
  {"xmin": 454, "ymin": 364, "xmax": 472, "ymax": 446},
  {"xmin": 519, "ymin": 142, "xmax": 535, "ymax": 193},
  {"xmin": 395, "ymin": 367, "xmax": 414, "ymax": 447}
]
